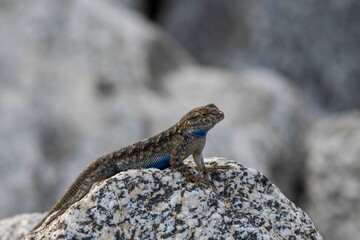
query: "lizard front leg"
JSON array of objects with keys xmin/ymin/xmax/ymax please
[
  {"xmin": 170, "ymin": 138, "xmax": 211, "ymax": 185},
  {"xmin": 193, "ymin": 151, "xmax": 231, "ymax": 173}
]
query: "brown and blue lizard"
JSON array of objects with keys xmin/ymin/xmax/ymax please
[{"xmin": 30, "ymin": 103, "xmax": 228, "ymax": 232}]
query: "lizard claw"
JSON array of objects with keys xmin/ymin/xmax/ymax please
[
  {"xmin": 194, "ymin": 176, "xmax": 212, "ymax": 186},
  {"xmin": 204, "ymin": 165, "xmax": 232, "ymax": 173},
  {"xmin": 184, "ymin": 174, "xmax": 213, "ymax": 187}
]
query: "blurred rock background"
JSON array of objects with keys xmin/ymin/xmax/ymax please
[{"xmin": 0, "ymin": 0, "xmax": 358, "ymax": 239}]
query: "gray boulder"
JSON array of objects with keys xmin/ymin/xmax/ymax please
[
  {"xmin": 0, "ymin": 213, "xmax": 44, "ymax": 240},
  {"xmin": 159, "ymin": 0, "xmax": 360, "ymax": 110},
  {"xmin": 305, "ymin": 111, "xmax": 360, "ymax": 240},
  {"xmin": 18, "ymin": 158, "xmax": 321, "ymax": 239},
  {"xmin": 252, "ymin": 0, "xmax": 360, "ymax": 110}
]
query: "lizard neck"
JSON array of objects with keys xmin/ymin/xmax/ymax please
[
  {"xmin": 176, "ymin": 119, "xmax": 209, "ymax": 138},
  {"xmin": 189, "ymin": 129, "xmax": 208, "ymax": 138}
]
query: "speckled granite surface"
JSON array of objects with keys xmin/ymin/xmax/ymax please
[
  {"xmin": 3, "ymin": 158, "xmax": 322, "ymax": 239},
  {"xmin": 0, "ymin": 213, "xmax": 44, "ymax": 240}
]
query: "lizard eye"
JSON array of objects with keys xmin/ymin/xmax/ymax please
[{"xmin": 201, "ymin": 113, "xmax": 207, "ymax": 117}]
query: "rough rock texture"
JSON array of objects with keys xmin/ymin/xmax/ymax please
[
  {"xmin": 0, "ymin": 0, "xmax": 313, "ymax": 219},
  {"xmin": 0, "ymin": 213, "xmax": 44, "ymax": 240},
  {"xmin": 159, "ymin": 0, "xmax": 360, "ymax": 110},
  {"xmin": 305, "ymin": 112, "xmax": 360, "ymax": 240},
  {"xmin": 14, "ymin": 158, "xmax": 322, "ymax": 239}
]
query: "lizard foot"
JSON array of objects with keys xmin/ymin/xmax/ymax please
[{"xmin": 184, "ymin": 174, "xmax": 212, "ymax": 187}]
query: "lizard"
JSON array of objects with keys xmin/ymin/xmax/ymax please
[{"xmin": 29, "ymin": 103, "xmax": 229, "ymax": 233}]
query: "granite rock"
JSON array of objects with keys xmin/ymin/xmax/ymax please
[
  {"xmin": 305, "ymin": 111, "xmax": 360, "ymax": 240},
  {"xmin": 0, "ymin": 213, "xmax": 44, "ymax": 240},
  {"xmin": 17, "ymin": 158, "xmax": 322, "ymax": 240}
]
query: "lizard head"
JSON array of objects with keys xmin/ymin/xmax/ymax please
[{"xmin": 181, "ymin": 103, "xmax": 224, "ymax": 138}]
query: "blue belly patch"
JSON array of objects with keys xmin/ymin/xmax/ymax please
[
  {"xmin": 146, "ymin": 155, "xmax": 171, "ymax": 169},
  {"xmin": 190, "ymin": 129, "xmax": 208, "ymax": 138}
]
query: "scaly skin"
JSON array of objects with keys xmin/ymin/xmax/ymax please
[{"xmin": 30, "ymin": 103, "xmax": 228, "ymax": 233}]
